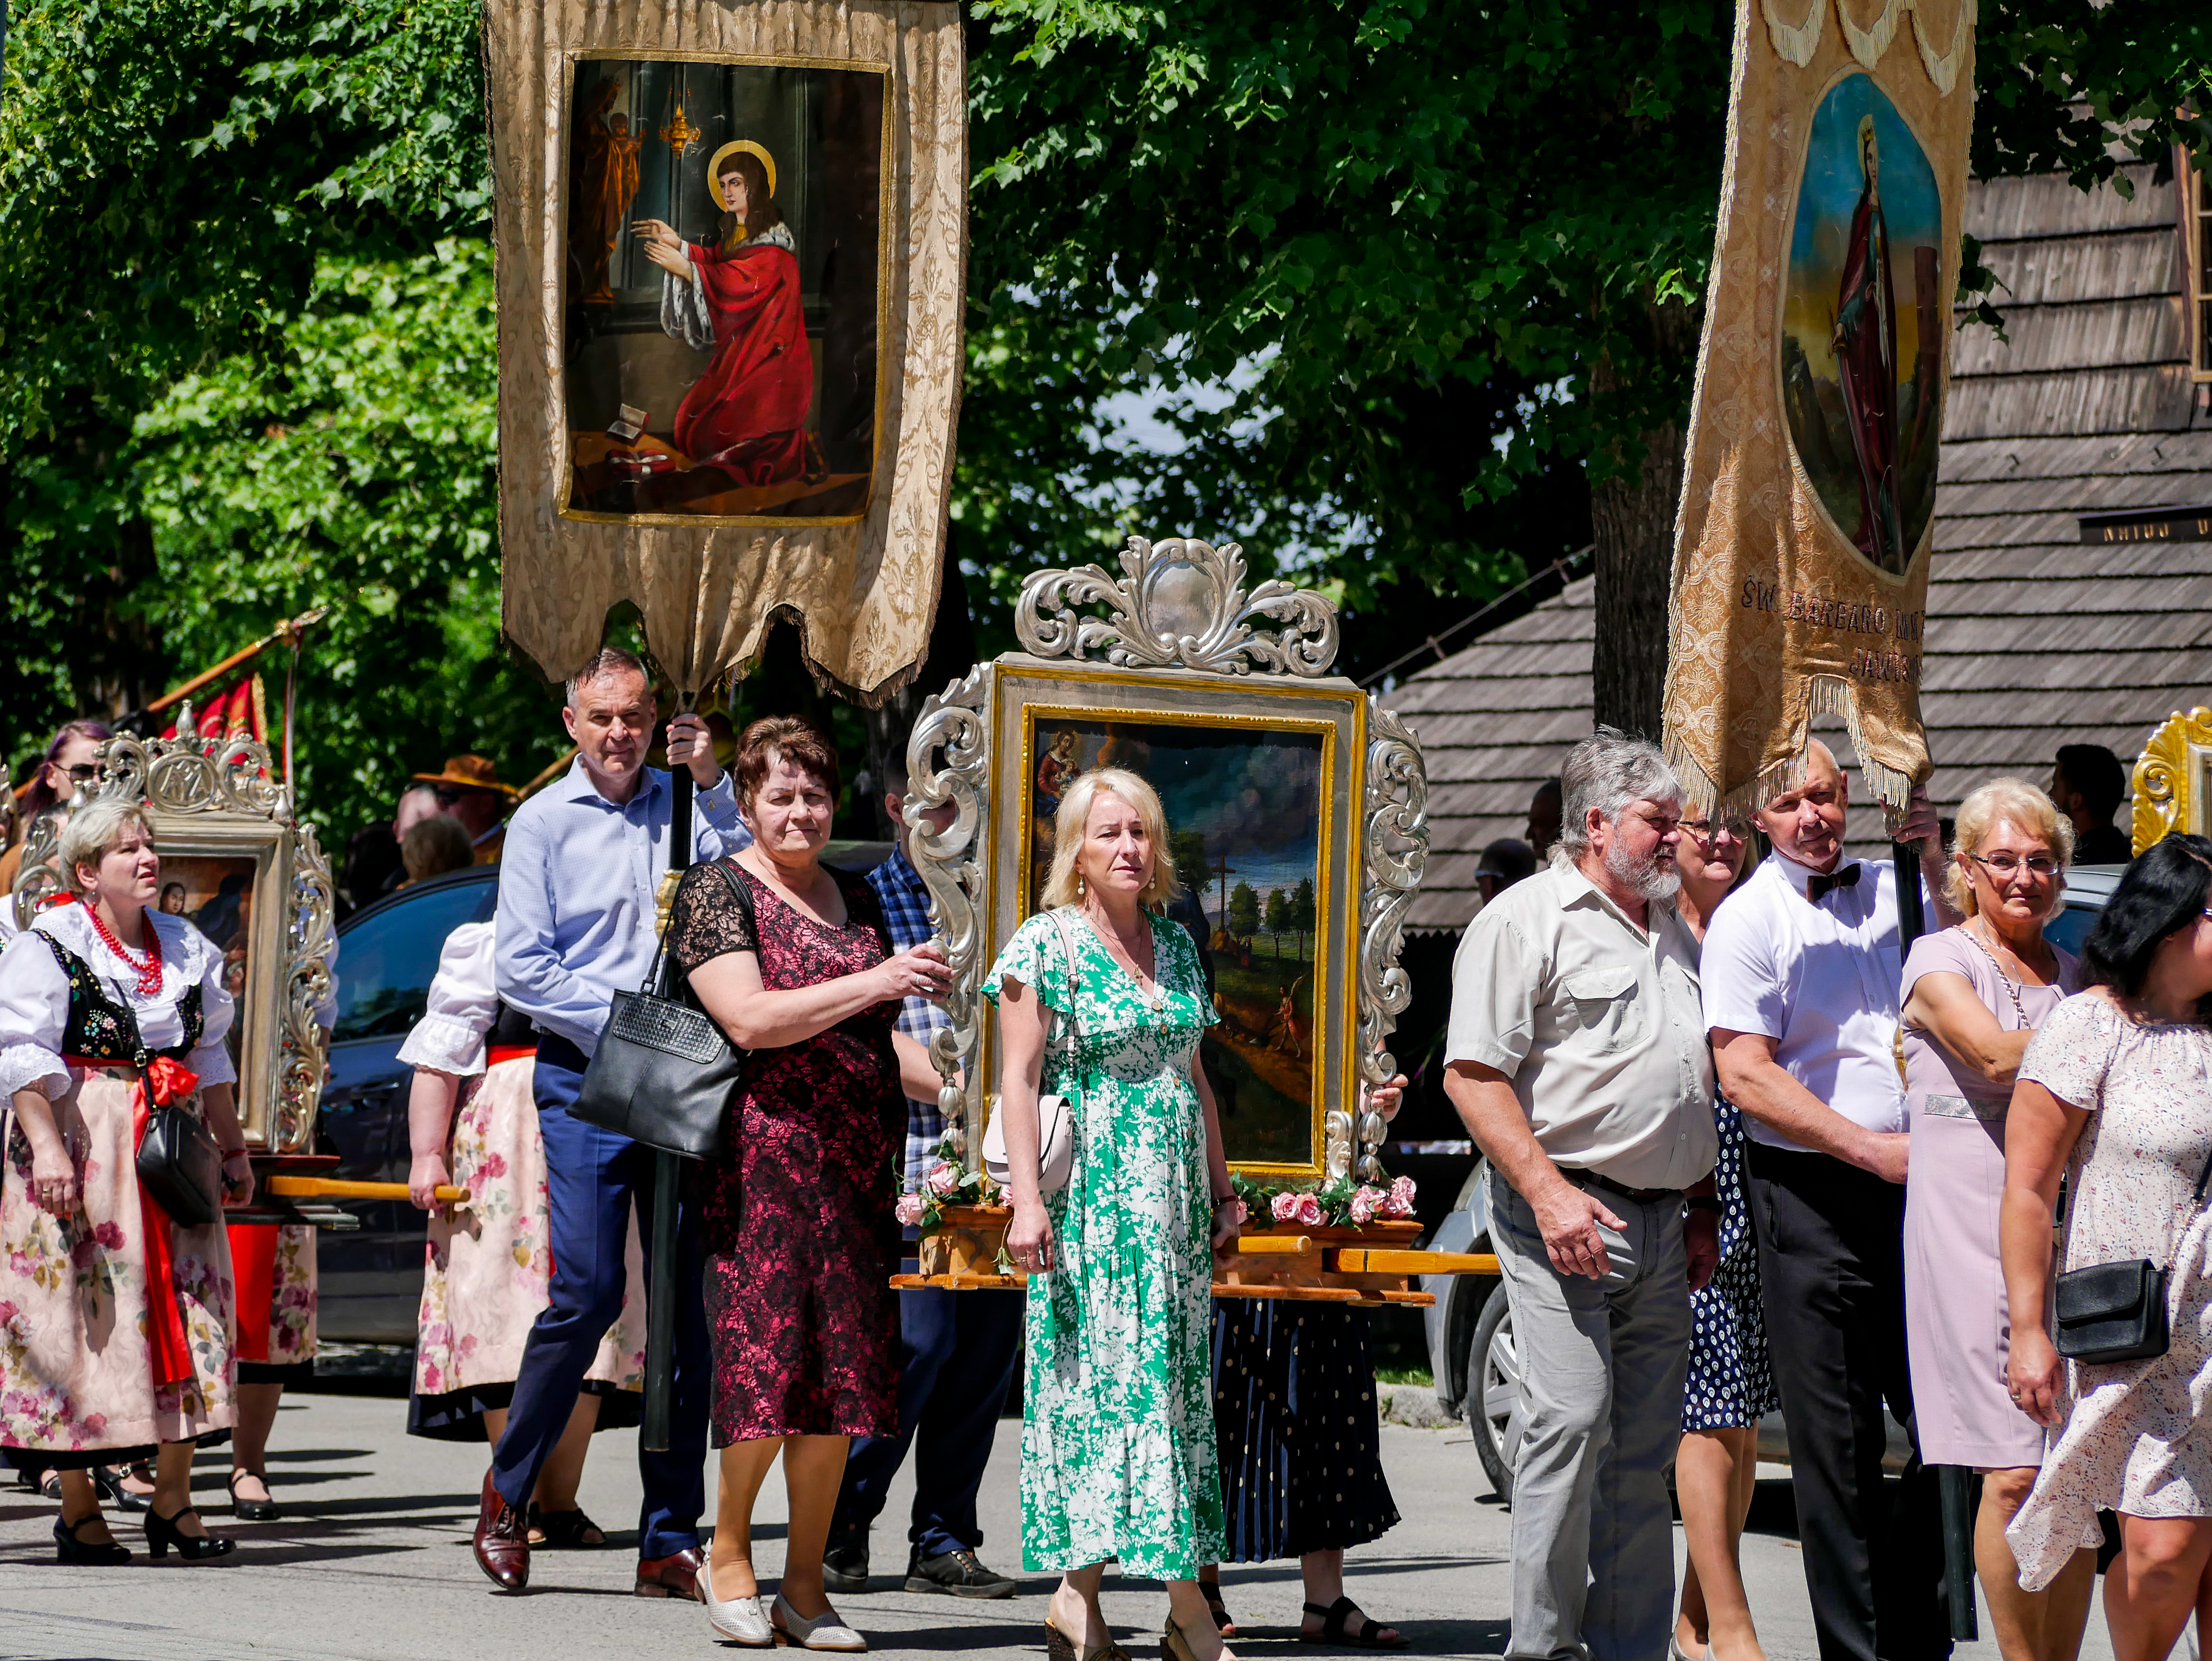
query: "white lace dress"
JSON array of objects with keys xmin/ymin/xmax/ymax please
[{"xmin": 2008, "ymin": 992, "xmax": 2212, "ymax": 1588}]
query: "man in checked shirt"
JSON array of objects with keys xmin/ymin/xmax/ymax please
[{"xmin": 822, "ymin": 751, "xmax": 1022, "ymax": 1599}]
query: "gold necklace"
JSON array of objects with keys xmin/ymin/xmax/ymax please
[{"xmin": 1082, "ymin": 907, "xmax": 1163, "ymax": 1010}]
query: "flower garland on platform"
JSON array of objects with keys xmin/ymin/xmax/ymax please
[
  {"xmin": 1230, "ymin": 1169, "xmax": 1418, "ymax": 1230},
  {"xmin": 891, "ymin": 1140, "xmax": 1420, "ymax": 1236}
]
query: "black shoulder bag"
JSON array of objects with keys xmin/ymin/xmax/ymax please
[
  {"xmin": 572, "ymin": 862, "xmax": 754, "ymax": 1160},
  {"xmin": 2053, "ymin": 1133, "xmax": 2212, "ymax": 1366}
]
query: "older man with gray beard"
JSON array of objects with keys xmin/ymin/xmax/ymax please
[{"xmin": 1445, "ymin": 728, "xmax": 1722, "ymax": 1661}]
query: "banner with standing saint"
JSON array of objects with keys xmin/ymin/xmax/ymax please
[
  {"xmin": 486, "ymin": 0, "xmax": 965, "ymax": 701},
  {"xmin": 1662, "ymin": 0, "xmax": 1975, "ymax": 816}
]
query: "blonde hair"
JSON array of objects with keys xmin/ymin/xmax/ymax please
[
  {"xmin": 1040, "ymin": 768, "xmax": 1184, "ymax": 910},
  {"xmin": 58, "ymin": 797, "xmax": 154, "ymax": 892},
  {"xmin": 1946, "ymin": 776, "xmax": 2074, "ymax": 918}
]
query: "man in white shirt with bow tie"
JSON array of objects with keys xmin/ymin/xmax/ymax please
[{"xmin": 1702, "ymin": 740, "xmax": 1956, "ymax": 1661}]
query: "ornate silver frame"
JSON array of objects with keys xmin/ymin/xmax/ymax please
[
  {"xmin": 905, "ymin": 536, "xmax": 1430, "ymax": 1183},
  {"xmin": 8, "ymin": 727, "xmax": 337, "ymax": 1153}
]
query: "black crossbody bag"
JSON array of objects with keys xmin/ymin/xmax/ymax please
[
  {"xmin": 572, "ymin": 862, "xmax": 754, "ymax": 1160},
  {"xmin": 2053, "ymin": 1138, "xmax": 2212, "ymax": 1366}
]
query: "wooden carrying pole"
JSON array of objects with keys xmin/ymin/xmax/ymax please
[
  {"xmin": 265, "ymin": 1175, "xmax": 467, "ymax": 1204},
  {"xmin": 640, "ymin": 765, "xmax": 692, "ymax": 1455},
  {"xmin": 1896, "ymin": 837, "xmax": 1979, "ymax": 1643}
]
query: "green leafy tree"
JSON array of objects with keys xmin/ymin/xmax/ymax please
[
  {"xmin": 1227, "ymin": 879, "xmax": 1260, "ymax": 942},
  {"xmin": 1285, "ymin": 876, "xmax": 1317, "ymax": 963},
  {"xmin": 1263, "ymin": 886, "xmax": 1290, "ymax": 958}
]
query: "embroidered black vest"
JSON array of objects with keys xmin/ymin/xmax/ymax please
[{"xmin": 39, "ymin": 933, "xmax": 203, "ymax": 1068}]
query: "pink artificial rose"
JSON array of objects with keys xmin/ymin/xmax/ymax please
[
  {"xmin": 1270, "ymin": 1190, "xmax": 1300, "ymax": 1223},
  {"xmin": 1349, "ymin": 1188, "xmax": 1378, "ymax": 1225},
  {"xmin": 1382, "ymin": 1175, "xmax": 1418, "ymax": 1217},
  {"xmin": 1291, "ymin": 1192, "xmax": 1325, "ymax": 1228},
  {"xmin": 895, "ymin": 1193, "xmax": 927, "ymax": 1228},
  {"xmin": 926, "ymin": 1161, "xmax": 961, "ymax": 1197}
]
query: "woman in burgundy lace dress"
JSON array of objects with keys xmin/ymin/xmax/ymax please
[{"xmin": 671, "ymin": 717, "xmax": 954, "ymax": 1653}]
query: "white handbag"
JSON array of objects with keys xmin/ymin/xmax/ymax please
[{"xmin": 983, "ymin": 907, "xmax": 1084, "ymax": 1196}]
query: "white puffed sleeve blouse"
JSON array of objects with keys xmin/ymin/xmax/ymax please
[
  {"xmin": 0, "ymin": 903, "xmax": 238, "ymax": 1100},
  {"xmin": 395, "ymin": 921, "xmax": 498, "ymax": 1077}
]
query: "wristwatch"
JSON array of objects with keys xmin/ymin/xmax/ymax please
[{"xmin": 1684, "ymin": 1195, "xmax": 1722, "ymax": 1217}]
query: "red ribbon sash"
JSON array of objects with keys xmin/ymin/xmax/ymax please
[
  {"xmin": 72, "ymin": 1055, "xmax": 203, "ymax": 1391},
  {"xmin": 486, "ymin": 1043, "xmax": 537, "ymax": 1068}
]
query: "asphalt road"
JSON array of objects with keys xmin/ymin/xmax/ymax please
[{"xmin": 0, "ymin": 1384, "xmax": 2122, "ymax": 1661}]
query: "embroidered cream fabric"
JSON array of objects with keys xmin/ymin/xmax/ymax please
[
  {"xmin": 487, "ymin": 0, "xmax": 966, "ymax": 703},
  {"xmin": 1662, "ymin": 0, "xmax": 1975, "ymax": 819}
]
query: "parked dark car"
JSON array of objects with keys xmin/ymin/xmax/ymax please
[
  {"xmin": 313, "ymin": 841, "xmax": 895, "ymax": 1344},
  {"xmin": 1422, "ymin": 860, "xmax": 2128, "ymax": 1501},
  {"xmin": 318, "ymin": 866, "xmax": 499, "ymax": 1341}
]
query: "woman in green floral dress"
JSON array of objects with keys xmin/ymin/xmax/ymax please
[{"xmin": 988, "ymin": 767, "xmax": 1243, "ymax": 1661}]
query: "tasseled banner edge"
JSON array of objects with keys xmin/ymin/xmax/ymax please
[{"xmin": 1665, "ymin": 675, "xmax": 1918, "ymax": 827}]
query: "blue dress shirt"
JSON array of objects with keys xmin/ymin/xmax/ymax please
[{"xmin": 495, "ymin": 758, "xmax": 749, "ymax": 1054}]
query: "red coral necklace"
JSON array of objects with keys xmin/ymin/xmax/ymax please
[{"xmin": 82, "ymin": 898, "xmax": 164, "ymax": 997}]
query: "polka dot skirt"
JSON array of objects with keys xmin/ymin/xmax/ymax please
[
  {"xmin": 1211, "ymin": 1300, "xmax": 1400, "ymax": 1563},
  {"xmin": 1682, "ymin": 1094, "xmax": 1781, "ymax": 1432}
]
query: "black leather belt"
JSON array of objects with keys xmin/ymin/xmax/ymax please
[{"xmin": 1566, "ymin": 1168, "xmax": 1684, "ymax": 1206}]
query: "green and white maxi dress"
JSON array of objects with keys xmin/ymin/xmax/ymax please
[{"xmin": 984, "ymin": 906, "xmax": 1226, "ymax": 1579}]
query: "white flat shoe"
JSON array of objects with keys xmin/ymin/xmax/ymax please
[
  {"xmin": 772, "ymin": 1592, "xmax": 866, "ymax": 1652},
  {"xmin": 704, "ymin": 1561, "xmax": 772, "ymax": 1647}
]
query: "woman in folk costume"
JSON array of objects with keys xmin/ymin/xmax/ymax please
[
  {"xmin": 634, "ymin": 140, "xmax": 815, "ymax": 487},
  {"xmin": 0, "ymin": 798, "xmax": 250, "ymax": 1563},
  {"xmin": 402, "ymin": 917, "xmax": 646, "ymax": 1548}
]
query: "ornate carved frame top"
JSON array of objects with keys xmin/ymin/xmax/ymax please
[
  {"xmin": 909, "ymin": 535, "xmax": 1427, "ymax": 1183},
  {"xmin": 8, "ymin": 727, "xmax": 336, "ymax": 1153},
  {"xmin": 2131, "ymin": 705, "xmax": 2212, "ymax": 857}
]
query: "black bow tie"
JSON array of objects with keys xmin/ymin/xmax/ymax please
[{"xmin": 1807, "ymin": 864, "xmax": 1862, "ymax": 904}]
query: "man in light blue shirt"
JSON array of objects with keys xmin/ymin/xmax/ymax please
[{"xmin": 474, "ymin": 647, "xmax": 747, "ymax": 1600}]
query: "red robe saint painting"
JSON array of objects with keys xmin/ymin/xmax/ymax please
[
  {"xmin": 1779, "ymin": 73, "xmax": 1944, "ymax": 577},
  {"xmin": 560, "ymin": 60, "xmax": 885, "ymax": 521}
]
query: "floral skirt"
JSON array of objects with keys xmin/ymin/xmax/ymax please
[
  {"xmin": 1, "ymin": 1068, "xmax": 235, "ymax": 1454},
  {"xmin": 228, "ymin": 1222, "xmax": 318, "ymax": 1384},
  {"xmin": 410, "ymin": 1055, "xmax": 644, "ymax": 1438}
]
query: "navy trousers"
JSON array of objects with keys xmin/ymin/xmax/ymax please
[
  {"xmin": 831, "ymin": 1276, "xmax": 1022, "ymax": 1558},
  {"xmin": 490, "ymin": 1035, "xmax": 711, "ymax": 1558}
]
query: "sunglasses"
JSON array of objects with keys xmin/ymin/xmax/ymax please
[
  {"xmin": 433, "ymin": 786, "xmax": 489, "ymax": 807},
  {"xmin": 63, "ymin": 764, "xmax": 99, "ymax": 784}
]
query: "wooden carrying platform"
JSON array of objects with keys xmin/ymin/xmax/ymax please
[{"xmin": 891, "ymin": 1207, "xmax": 1499, "ymax": 1304}]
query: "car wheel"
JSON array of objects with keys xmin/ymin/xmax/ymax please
[{"xmin": 1466, "ymin": 1283, "xmax": 1522, "ymax": 1504}]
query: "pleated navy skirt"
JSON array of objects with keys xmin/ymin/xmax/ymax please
[{"xmin": 1210, "ymin": 1300, "xmax": 1399, "ymax": 1562}]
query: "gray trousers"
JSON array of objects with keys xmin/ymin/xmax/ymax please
[{"xmin": 1489, "ymin": 1175, "xmax": 1692, "ymax": 1661}]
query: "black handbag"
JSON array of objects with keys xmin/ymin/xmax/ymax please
[
  {"xmin": 572, "ymin": 861, "xmax": 753, "ymax": 1160},
  {"xmin": 137, "ymin": 1099, "xmax": 225, "ymax": 1228},
  {"xmin": 2053, "ymin": 1141, "xmax": 2212, "ymax": 1365}
]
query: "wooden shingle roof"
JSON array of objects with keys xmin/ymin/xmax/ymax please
[{"xmin": 1395, "ymin": 162, "xmax": 2212, "ymax": 934}]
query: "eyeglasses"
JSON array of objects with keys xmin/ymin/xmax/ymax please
[
  {"xmin": 1681, "ymin": 818, "xmax": 1747, "ymax": 841},
  {"xmin": 433, "ymin": 786, "xmax": 486, "ymax": 807},
  {"xmin": 63, "ymin": 764, "xmax": 98, "ymax": 784},
  {"xmin": 1971, "ymin": 852, "xmax": 2059, "ymax": 879}
]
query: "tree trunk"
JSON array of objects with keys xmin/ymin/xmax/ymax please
[
  {"xmin": 1588, "ymin": 297, "xmax": 1697, "ymax": 741},
  {"xmin": 859, "ymin": 542, "xmax": 978, "ymax": 839}
]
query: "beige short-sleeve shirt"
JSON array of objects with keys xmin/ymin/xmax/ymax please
[{"xmin": 1445, "ymin": 859, "xmax": 1718, "ymax": 1191}]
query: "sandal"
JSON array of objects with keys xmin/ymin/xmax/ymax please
[
  {"xmin": 1198, "ymin": 1580, "xmax": 1237, "ymax": 1637},
  {"xmin": 1300, "ymin": 1598, "xmax": 1408, "ymax": 1650},
  {"xmin": 528, "ymin": 1504, "xmax": 607, "ymax": 1549}
]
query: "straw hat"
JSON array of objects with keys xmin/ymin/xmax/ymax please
[{"xmin": 410, "ymin": 754, "xmax": 520, "ymax": 798}]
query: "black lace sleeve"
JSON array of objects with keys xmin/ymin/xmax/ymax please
[{"xmin": 668, "ymin": 861, "xmax": 757, "ymax": 977}]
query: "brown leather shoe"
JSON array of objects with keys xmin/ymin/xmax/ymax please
[
  {"xmin": 472, "ymin": 1469, "xmax": 530, "ymax": 1591},
  {"xmin": 635, "ymin": 1543, "xmax": 706, "ymax": 1600}
]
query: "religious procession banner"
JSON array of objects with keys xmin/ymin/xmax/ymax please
[
  {"xmin": 487, "ymin": 0, "xmax": 965, "ymax": 700},
  {"xmin": 1661, "ymin": 0, "xmax": 1975, "ymax": 818}
]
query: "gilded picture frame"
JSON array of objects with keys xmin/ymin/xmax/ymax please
[
  {"xmin": 7, "ymin": 732, "xmax": 338, "ymax": 1153},
  {"xmin": 2130, "ymin": 705, "xmax": 2212, "ymax": 856},
  {"xmin": 904, "ymin": 536, "xmax": 1430, "ymax": 1186}
]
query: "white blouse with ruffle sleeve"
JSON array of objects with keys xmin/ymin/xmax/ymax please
[
  {"xmin": 0, "ymin": 903, "xmax": 238, "ymax": 1100},
  {"xmin": 395, "ymin": 921, "xmax": 497, "ymax": 1077}
]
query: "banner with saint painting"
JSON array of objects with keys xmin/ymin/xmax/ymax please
[
  {"xmin": 1662, "ymin": 0, "xmax": 1974, "ymax": 818},
  {"xmin": 487, "ymin": 2, "xmax": 964, "ymax": 704}
]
